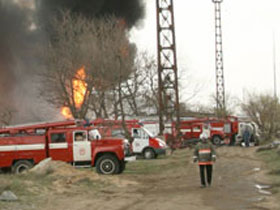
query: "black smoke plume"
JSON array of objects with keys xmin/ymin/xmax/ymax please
[
  {"xmin": 37, "ymin": 0, "xmax": 145, "ymax": 29},
  {"xmin": 0, "ymin": 0, "xmax": 30, "ymax": 102},
  {"xmin": 0, "ymin": 0, "xmax": 145, "ymax": 124},
  {"xmin": 0, "ymin": 0, "xmax": 52, "ymax": 124}
]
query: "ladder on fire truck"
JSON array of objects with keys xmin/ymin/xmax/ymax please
[{"xmin": 0, "ymin": 120, "xmax": 86, "ymax": 135}]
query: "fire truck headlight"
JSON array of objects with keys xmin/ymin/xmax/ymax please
[
  {"xmin": 159, "ymin": 142, "xmax": 165, "ymax": 147},
  {"xmin": 123, "ymin": 139, "xmax": 130, "ymax": 156}
]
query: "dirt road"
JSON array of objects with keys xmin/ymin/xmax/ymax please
[{"xmin": 0, "ymin": 147, "xmax": 279, "ymax": 210}]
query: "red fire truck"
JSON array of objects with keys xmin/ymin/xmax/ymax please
[
  {"xmin": 0, "ymin": 120, "xmax": 129, "ymax": 174},
  {"xmin": 92, "ymin": 119, "xmax": 167, "ymax": 159},
  {"xmin": 164, "ymin": 116, "xmax": 240, "ymax": 146}
]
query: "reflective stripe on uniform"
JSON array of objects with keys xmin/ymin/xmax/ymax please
[
  {"xmin": 198, "ymin": 161, "xmax": 213, "ymax": 165},
  {"xmin": 198, "ymin": 149, "xmax": 211, "ymax": 154}
]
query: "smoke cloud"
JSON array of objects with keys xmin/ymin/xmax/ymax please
[
  {"xmin": 37, "ymin": 0, "xmax": 145, "ymax": 29},
  {"xmin": 0, "ymin": 0, "xmax": 145, "ymax": 124},
  {"xmin": 0, "ymin": 0, "xmax": 30, "ymax": 101}
]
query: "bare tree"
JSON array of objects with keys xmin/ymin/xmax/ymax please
[
  {"xmin": 40, "ymin": 11, "xmax": 134, "ymax": 119},
  {"xmin": 120, "ymin": 51, "xmax": 159, "ymax": 116},
  {"xmin": 241, "ymin": 92, "xmax": 280, "ymax": 140},
  {"xmin": 212, "ymin": 94, "xmax": 239, "ymax": 117},
  {"xmin": 108, "ymin": 51, "xmax": 205, "ymax": 121},
  {"xmin": 180, "ymin": 92, "xmax": 239, "ymax": 118},
  {"xmin": 88, "ymin": 51, "xmax": 158, "ymax": 120}
]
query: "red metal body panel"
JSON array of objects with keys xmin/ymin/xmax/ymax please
[
  {"xmin": 0, "ymin": 120, "xmax": 125, "ymax": 170},
  {"xmin": 91, "ymin": 139, "xmax": 125, "ymax": 165},
  {"xmin": 47, "ymin": 130, "xmax": 73, "ymax": 163},
  {"xmin": 149, "ymin": 138, "xmax": 160, "ymax": 149},
  {"xmin": 0, "ymin": 135, "xmax": 46, "ymax": 167},
  {"xmin": 92, "ymin": 119, "xmax": 166, "ymax": 155},
  {"xmin": 166, "ymin": 116, "xmax": 240, "ymax": 144}
]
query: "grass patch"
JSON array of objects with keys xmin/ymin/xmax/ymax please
[
  {"xmin": 76, "ymin": 177, "xmax": 106, "ymax": 190},
  {"xmin": 0, "ymin": 172, "xmax": 56, "ymax": 198},
  {"xmin": 269, "ymin": 169, "xmax": 280, "ymax": 175},
  {"xmin": 124, "ymin": 149, "xmax": 190, "ymax": 175},
  {"xmin": 0, "ymin": 174, "xmax": 36, "ymax": 196},
  {"xmin": 0, "ymin": 173, "xmax": 51, "ymax": 210},
  {"xmin": 256, "ymin": 149, "xmax": 280, "ymax": 196},
  {"xmin": 257, "ymin": 149, "xmax": 280, "ymax": 174}
]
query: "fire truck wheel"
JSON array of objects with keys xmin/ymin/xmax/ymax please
[
  {"xmin": 117, "ymin": 160, "xmax": 126, "ymax": 174},
  {"xmin": 143, "ymin": 148, "xmax": 156, "ymax": 159},
  {"xmin": 212, "ymin": 136, "xmax": 222, "ymax": 146},
  {"xmin": 96, "ymin": 154, "xmax": 120, "ymax": 175},
  {"xmin": 12, "ymin": 160, "xmax": 34, "ymax": 174}
]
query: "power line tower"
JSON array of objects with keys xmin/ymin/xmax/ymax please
[
  {"xmin": 212, "ymin": 0, "xmax": 226, "ymax": 113},
  {"xmin": 156, "ymin": 0, "xmax": 180, "ymax": 135},
  {"xmin": 273, "ymin": 32, "xmax": 277, "ymax": 99}
]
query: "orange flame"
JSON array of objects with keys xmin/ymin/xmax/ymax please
[
  {"xmin": 61, "ymin": 107, "xmax": 72, "ymax": 119},
  {"xmin": 73, "ymin": 66, "xmax": 87, "ymax": 109},
  {"xmin": 61, "ymin": 66, "xmax": 87, "ymax": 119}
]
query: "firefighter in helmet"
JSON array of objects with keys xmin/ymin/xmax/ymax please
[{"xmin": 193, "ymin": 133, "xmax": 216, "ymax": 188}]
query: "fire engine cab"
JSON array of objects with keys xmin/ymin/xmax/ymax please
[
  {"xmin": 92, "ymin": 119, "xmax": 167, "ymax": 159},
  {"xmin": 0, "ymin": 120, "xmax": 129, "ymax": 175}
]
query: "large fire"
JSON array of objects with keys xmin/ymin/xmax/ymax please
[
  {"xmin": 73, "ymin": 66, "xmax": 87, "ymax": 109},
  {"xmin": 61, "ymin": 66, "xmax": 87, "ymax": 119},
  {"xmin": 61, "ymin": 107, "xmax": 72, "ymax": 119}
]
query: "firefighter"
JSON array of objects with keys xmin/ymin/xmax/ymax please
[
  {"xmin": 202, "ymin": 122, "xmax": 211, "ymax": 139},
  {"xmin": 193, "ymin": 133, "xmax": 216, "ymax": 188},
  {"xmin": 75, "ymin": 133, "xmax": 84, "ymax": 141}
]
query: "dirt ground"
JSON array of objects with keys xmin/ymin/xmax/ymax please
[{"xmin": 0, "ymin": 146, "xmax": 279, "ymax": 210}]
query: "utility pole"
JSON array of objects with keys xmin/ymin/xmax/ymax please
[
  {"xmin": 212, "ymin": 0, "xmax": 226, "ymax": 115},
  {"xmin": 156, "ymin": 0, "xmax": 180, "ymax": 135}
]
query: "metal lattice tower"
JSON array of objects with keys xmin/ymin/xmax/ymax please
[
  {"xmin": 156, "ymin": 0, "xmax": 180, "ymax": 135},
  {"xmin": 213, "ymin": 0, "xmax": 225, "ymax": 111}
]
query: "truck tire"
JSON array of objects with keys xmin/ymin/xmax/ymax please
[
  {"xmin": 117, "ymin": 160, "xmax": 126, "ymax": 174},
  {"xmin": 96, "ymin": 154, "xmax": 120, "ymax": 175},
  {"xmin": 143, "ymin": 148, "xmax": 156, "ymax": 159},
  {"xmin": 12, "ymin": 160, "xmax": 33, "ymax": 174},
  {"xmin": 229, "ymin": 134, "xmax": 236, "ymax": 146},
  {"xmin": 212, "ymin": 136, "xmax": 222, "ymax": 146}
]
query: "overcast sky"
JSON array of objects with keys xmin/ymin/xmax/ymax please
[{"xmin": 130, "ymin": 0, "xmax": 280, "ymax": 106}]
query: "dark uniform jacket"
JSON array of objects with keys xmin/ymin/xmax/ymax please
[{"xmin": 193, "ymin": 141, "xmax": 216, "ymax": 165}]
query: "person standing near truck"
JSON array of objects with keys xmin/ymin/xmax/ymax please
[
  {"xmin": 243, "ymin": 127, "xmax": 251, "ymax": 147},
  {"xmin": 193, "ymin": 133, "xmax": 216, "ymax": 188},
  {"xmin": 202, "ymin": 122, "xmax": 211, "ymax": 139}
]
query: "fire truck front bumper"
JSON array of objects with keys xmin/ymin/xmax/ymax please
[{"xmin": 124, "ymin": 156, "xmax": 137, "ymax": 162}]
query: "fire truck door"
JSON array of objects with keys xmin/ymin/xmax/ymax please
[
  {"xmin": 49, "ymin": 132, "xmax": 70, "ymax": 162},
  {"xmin": 73, "ymin": 131, "xmax": 92, "ymax": 162},
  {"xmin": 132, "ymin": 128, "xmax": 149, "ymax": 153},
  {"xmin": 192, "ymin": 125, "xmax": 202, "ymax": 139}
]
